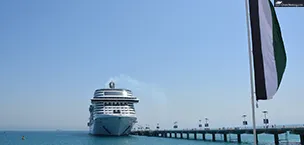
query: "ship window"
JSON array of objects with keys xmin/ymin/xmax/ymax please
[
  {"xmin": 104, "ymin": 92, "xmax": 123, "ymax": 95},
  {"xmin": 94, "ymin": 93, "xmax": 103, "ymax": 96},
  {"xmin": 113, "ymin": 110, "xmax": 121, "ymax": 114}
]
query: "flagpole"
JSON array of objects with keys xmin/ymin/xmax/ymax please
[{"xmin": 244, "ymin": 0, "xmax": 257, "ymax": 145}]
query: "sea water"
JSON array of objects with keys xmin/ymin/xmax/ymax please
[{"xmin": 0, "ymin": 131, "xmax": 301, "ymax": 145}]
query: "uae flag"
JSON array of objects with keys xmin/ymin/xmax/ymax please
[{"xmin": 248, "ymin": 0, "xmax": 287, "ymax": 100}]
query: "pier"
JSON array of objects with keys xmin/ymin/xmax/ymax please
[{"xmin": 131, "ymin": 127, "xmax": 304, "ymax": 145}]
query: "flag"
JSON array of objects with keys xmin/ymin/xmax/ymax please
[{"xmin": 248, "ymin": 0, "xmax": 287, "ymax": 100}]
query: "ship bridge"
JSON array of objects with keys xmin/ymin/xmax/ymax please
[
  {"xmin": 94, "ymin": 89, "xmax": 133, "ymax": 97},
  {"xmin": 91, "ymin": 97, "xmax": 139, "ymax": 103},
  {"xmin": 92, "ymin": 81, "xmax": 139, "ymax": 103}
]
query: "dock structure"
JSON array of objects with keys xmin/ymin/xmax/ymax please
[{"xmin": 131, "ymin": 127, "xmax": 304, "ymax": 145}]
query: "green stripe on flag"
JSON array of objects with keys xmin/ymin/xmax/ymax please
[{"xmin": 269, "ymin": 0, "xmax": 287, "ymax": 88}]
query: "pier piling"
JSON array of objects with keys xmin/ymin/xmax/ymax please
[
  {"xmin": 223, "ymin": 134, "xmax": 227, "ymax": 142},
  {"xmin": 202, "ymin": 133, "xmax": 205, "ymax": 140},
  {"xmin": 237, "ymin": 134, "xmax": 241, "ymax": 143},
  {"xmin": 274, "ymin": 133, "xmax": 279, "ymax": 145},
  {"xmin": 300, "ymin": 134, "xmax": 304, "ymax": 145},
  {"xmin": 212, "ymin": 133, "xmax": 216, "ymax": 141}
]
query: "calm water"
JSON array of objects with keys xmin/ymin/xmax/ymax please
[{"xmin": 0, "ymin": 131, "xmax": 301, "ymax": 145}]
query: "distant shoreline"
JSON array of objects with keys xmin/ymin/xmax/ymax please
[
  {"xmin": 1, "ymin": 124, "xmax": 304, "ymax": 132},
  {"xmin": 0, "ymin": 130, "xmax": 88, "ymax": 132}
]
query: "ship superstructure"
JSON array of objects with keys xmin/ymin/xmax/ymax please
[{"xmin": 88, "ymin": 81, "xmax": 139, "ymax": 136}]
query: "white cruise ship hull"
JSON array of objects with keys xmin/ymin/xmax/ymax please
[{"xmin": 89, "ymin": 115, "xmax": 136, "ymax": 136}]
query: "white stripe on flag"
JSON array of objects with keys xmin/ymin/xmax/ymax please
[{"xmin": 259, "ymin": 0, "xmax": 278, "ymax": 99}]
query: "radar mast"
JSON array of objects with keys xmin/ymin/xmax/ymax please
[{"xmin": 109, "ymin": 81, "xmax": 115, "ymax": 89}]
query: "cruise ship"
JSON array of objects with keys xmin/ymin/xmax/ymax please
[{"xmin": 87, "ymin": 81, "xmax": 139, "ymax": 136}]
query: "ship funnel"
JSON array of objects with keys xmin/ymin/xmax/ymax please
[{"xmin": 109, "ymin": 81, "xmax": 115, "ymax": 89}]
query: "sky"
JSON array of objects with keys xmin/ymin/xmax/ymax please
[{"xmin": 0, "ymin": 0, "xmax": 303, "ymax": 131}]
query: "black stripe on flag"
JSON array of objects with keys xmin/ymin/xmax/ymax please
[{"xmin": 249, "ymin": 0, "xmax": 267, "ymax": 100}]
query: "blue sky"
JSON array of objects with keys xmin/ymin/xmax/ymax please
[{"xmin": 0, "ymin": 0, "xmax": 303, "ymax": 130}]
